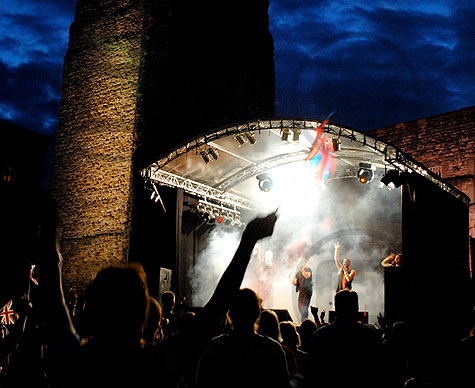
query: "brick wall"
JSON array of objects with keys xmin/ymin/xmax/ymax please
[{"xmin": 368, "ymin": 106, "xmax": 475, "ymax": 237}]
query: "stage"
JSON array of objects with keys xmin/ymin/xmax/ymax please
[{"xmin": 140, "ymin": 118, "xmax": 472, "ymax": 330}]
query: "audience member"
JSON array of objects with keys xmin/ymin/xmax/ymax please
[
  {"xmin": 280, "ymin": 321, "xmax": 308, "ymax": 379},
  {"xmin": 38, "ymin": 200, "xmax": 279, "ymax": 388},
  {"xmin": 256, "ymin": 309, "xmax": 297, "ymax": 376},
  {"xmin": 256, "ymin": 309, "xmax": 282, "ymax": 341},
  {"xmin": 383, "ymin": 321, "xmax": 411, "ymax": 388},
  {"xmin": 6, "ymin": 198, "xmax": 470, "ymax": 388},
  {"xmin": 161, "ymin": 291, "xmax": 177, "ymax": 338},
  {"xmin": 143, "ymin": 296, "xmax": 163, "ymax": 344},
  {"xmin": 163, "ymin": 213, "xmax": 278, "ymax": 387},
  {"xmin": 297, "ymin": 319, "xmax": 317, "ymax": 353},
  {"xmin": 307, "ymin": 289, "xmax": 384, "ymax": 388},
  {"xmin": 196, "ymin": 288, "xmax": 290, "ymax": 388}
]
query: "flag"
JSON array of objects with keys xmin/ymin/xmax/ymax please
[
  {"xmin": 30, "ymin": 264, "xmax": 39, "ymax": 286},
  {"xmin": 0, "ymin": 300, "xmax": 15, "ymax": 325}
]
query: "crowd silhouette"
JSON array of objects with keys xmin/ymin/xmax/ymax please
[{"xmin": 0, "ymin": 201, "xmax": 473, "ymax": 388}]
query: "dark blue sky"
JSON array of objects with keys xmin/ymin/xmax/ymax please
[{"xmin": 0, "ymin": 0, "xmax": 473, "ymax": 137}]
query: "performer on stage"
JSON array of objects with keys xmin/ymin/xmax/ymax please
[
  {"xmin": 289, "ymin": 258, "xmax": 313, "ymax": 322},
  {"xmin": 380, "ymin": 252, "xmax": 402, "ymax": 268},
  {"xmin": 334, "ymin": 242, "xmax": 355, "ymax": 292},
  {"xmin": 257, "ymin": 249, "xmax": 275, "ymax": 309}
]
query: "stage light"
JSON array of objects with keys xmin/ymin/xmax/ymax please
[
  {"xmin": 149, "ymin": 183, "xmax": 166, "ymax": 212},
  {"xmin": 233, "ymin": 214, "xmax": 242, "ymax": 227},
  {"xmin": 245, "ymin": 132, "xmax": 257, "ymax": 145},
  {"xmin": 332, "ymin": 138, "xmax": 341, "ymax": 152},
  {"xmin": 207, "ymin": 147, "xmax": 219, "ymax": 160},
  {"xmin": 224, "ymin": 216, "xmax": 233, "ymax": 226},
  {"xmin": 234, "ymin": 135, "xmax": 246, "ymax": 146},
  {"xmin": 381, "ymin": 170, "xmax": 404, "ymax": 190},
  {"xmin": 150, "ymin": 184, "xmax": 160, "ymax": 203},
  {"xmin": 256, "ymin": 173, "xmax": 273, "ymax": 192},
  {"xmin": 216, "ymin": 216, "xmax": 224, "ymax": 224},
  {"xmin": 281, "ymin": 128, "xmax": 290, "ymax": 141},
  {"xmin": 357, "ymin": 162, "xmax": 375, "ymax": 184},
  {"xmin": 207, "ymin": 208, "xmax": 218, "ymax": 224},
  {"xmin": 292, "ymin": 129, "xmax": 301, "ymax": 141},
  {"xmin": 201, "ymin": 149, "xmax": 211, "ymax": 164}
]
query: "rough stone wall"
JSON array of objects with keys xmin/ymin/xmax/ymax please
[
  {"xmin": 368, "ymin": 106, "xmax": 475, "ymax": 237},
  {"xmin": 49, "ymin": 0, "xmax": 147, "ymax": 292},
  {"xmin": 49, "ymin": 0, "xmax": 276, "ymax": 294}
]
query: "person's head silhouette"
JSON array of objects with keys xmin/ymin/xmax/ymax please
[
  {"xmin": 227, "ymin": 288, "xmax": 262, "ymax": 333},
  {"xmin": 334, "ymin": 289, "xmax": 358, "ymax": 320},
  {"xmin": 83, "ymin": 266, "xmax": 149, "ymax": 345}
]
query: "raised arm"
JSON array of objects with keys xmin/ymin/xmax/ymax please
[
  {"xmin": 334, "ymin": 242, "xmax": 341, "ymax": 270},
  {"xmin": 38, "ymin": 200, "xmax": 76, "ymax": 339},
  {"xmin": 200, "ymin": 212, "xmax": 278, "ymax": 334},
  {"xmin": 288, "ymin": 272, "xmax": 297, "ymax": 286},
  {"xmin": 381, "ymin": 253, "xmax": 396, "ymax": 268}
]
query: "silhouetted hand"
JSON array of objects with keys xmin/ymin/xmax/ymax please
[
  {"xmin": 310, "ymin": 306, "xmax": 318, "ymax": 319},
  {"xmin": 242, "ymin": 212, "xmax": 278, "ymax": 242},
  {"xmin": 377, "ymin": 313, "xmax": 388, "ymax": 332}
]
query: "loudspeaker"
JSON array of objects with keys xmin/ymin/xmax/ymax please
[
  {"xmin": 328, "ymin": 311, "xmax": 369, "ymax": 324},
  {"xmin": 272, "ymin": 309, "xmax": 293, "ymax": 322},
  {"xmin": 159, "ymin": 267, "xmax": 172, "ymax": 298}
]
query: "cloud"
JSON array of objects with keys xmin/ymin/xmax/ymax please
[
  {"xmin": 270, "ymin": 1, "xmax": 474, "ymax": 129},
  {"xmin": 0, "ymin": 2, "xmax": 74, "ymax": 67},
  {"xmin": 0, "ymin": 60, "xmax": 63, "ymax": 136},
  {"xmin": 0, "ymin": 0, "xmax": 472, "ymax": 137},
  {"xmin": 0, "ymin": 0, "xmax": 75, "ymax": 134}
]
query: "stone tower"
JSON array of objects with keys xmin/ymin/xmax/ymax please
[{"xmin": 49, "ymin": 0, "xmax": 275, "ymax": 294}]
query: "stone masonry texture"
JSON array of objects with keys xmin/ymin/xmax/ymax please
[
  {"xmin": 49, "ymin": 0, "xmax": 148, "ymax": 293},
  {"xmin": 368, "ymin": 106, "xmax": 475, "ymax": 237},
  {"xmin": 49, "ymin": 0, "xmax": 275, "ymax": 294}
]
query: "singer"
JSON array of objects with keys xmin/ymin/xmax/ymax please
[{"xmin": 334, "ymin": 242, "xmax": 356, "ymax": 292}]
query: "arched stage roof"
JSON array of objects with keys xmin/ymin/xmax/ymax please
[{"xmin": 141, "ymin": 117, "xmax": 470, "ymax": 214}]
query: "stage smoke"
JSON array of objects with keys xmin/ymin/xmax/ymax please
[{"xmin": 188, "ymin": 165, "xmax": 401, "ymax": 324}]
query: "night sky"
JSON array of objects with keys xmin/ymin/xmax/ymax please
[{"xmin": 0, "ymin": 0, "xmax": 473, "ymax": 138}]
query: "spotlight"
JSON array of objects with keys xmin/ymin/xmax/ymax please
[
  {"xmin": 292, "ymin": 129, "xmax": 301, "ymax": 141},
  {"xmin": 332, "ymin": 138, "xmax": 341, "ymax": 152},
  {"xmin": 357, "ymin": 162, "xmax": 375, "ymax": 184},
  {"xmin": 149, "ymin": 183, "xmax": 166, "ymax": 212},
  {"xmin": 233, "ymin": 214, "xmax": 242, "ymax": 227},
  {"xmin": 224, "ymin": 214, "xmax": 233, "ymax": 227},
  {"xmin": 150, "ymin": 184, "xmax": 161, "ymax": 203},
  {"xmin": 234, "ymin": 135, "xmax": 246, "ymax": 146},
  {"xmin": 207, "ymin": 209, "xmax": 218, "ymax": 224},
  {"xmin": 207, "ymin": 147, "xmax": 219, "ymax": 160},
  {"xmin": 201, "ymin": 149, "xmax": 211, "ymax": 164},
  {"xmin": 281, "ymin": 128, "xmax": 290, "ymax": 141},
  {"xmin": 381, "ymin": 170, "xmax": 404, "ymax": 190},
  {"xmin": 256, "ymin": 173, "xmax": 273, "ymax": 192},
  {"xmin": 245, "ymin": 132, "xmax": 257, "ymax": 145}
]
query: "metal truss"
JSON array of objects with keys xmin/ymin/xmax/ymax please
[
  {"xmin": 141, "ymin": 118, "xmax": 470, "ymax": 206},
  {"xmin": 142, "ymin": 168, "xmax": 255, "ymax": 211},
  {"xmin": 384, "ymin": 150, "xmax": 470, "ymax": 205},
  {"xmin": 216, "ymin": 151, "xmax": 308, "ymax": 191}
]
